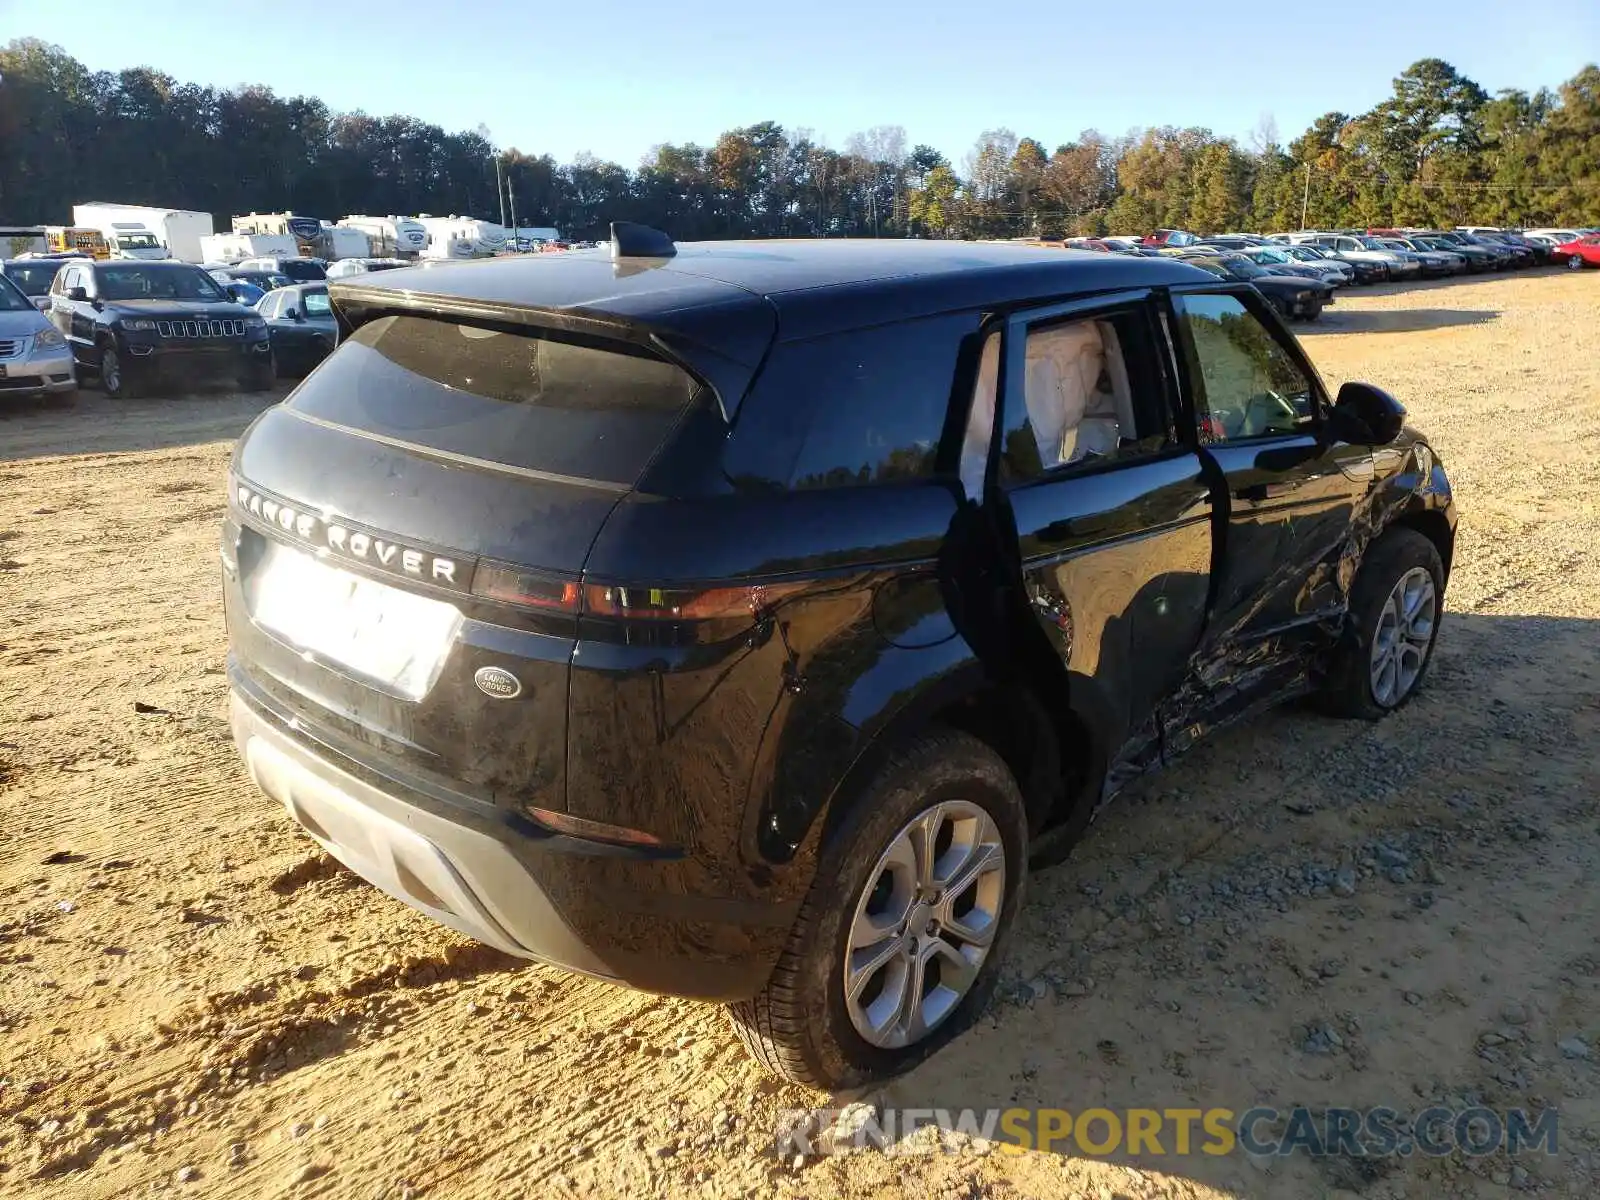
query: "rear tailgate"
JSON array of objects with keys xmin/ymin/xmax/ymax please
[{"xmin": 225, "ymin": 310, "xmax": 732, "ymax": 811}]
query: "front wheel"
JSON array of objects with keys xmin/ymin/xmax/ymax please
[
  {"xmin": 726, "ymin": 729, "xmax": 1027, "ymax": 1090},
  {"xmin": 100, "ymin": 343, "xmax": 138, "ymax": 399},
  {"xmin": 240, "ymin": 355, "xmax": 275, "ymax": 392},
  {"xmin": 1569, "ymin": 255, "xmax": 1586, "ymax": 271},
  {"xmin": 1320, "ymin": 527, "xmax": 1444, "ymax": 720}
]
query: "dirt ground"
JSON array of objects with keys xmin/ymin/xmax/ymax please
[{"xmin": 3, "ymin": 270, "xmax": 1599, "ymax": 1200}]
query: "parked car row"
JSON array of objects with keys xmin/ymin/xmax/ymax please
[
  {"xmin": 1046, "ymin": 224, "xmax": 1597, "ymax": 318},
  {"xmin": 0, "ymin": 254, "xmax": 356, "ymax": 401}
]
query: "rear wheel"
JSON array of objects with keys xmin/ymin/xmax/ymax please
[
  {"xmin": 726, "ymin": 729, "xmax": 1027, "ymax": 1090},
  {"xmin": 1320, "ymin": 527, "xmax": 1443, "ymax": 720}
]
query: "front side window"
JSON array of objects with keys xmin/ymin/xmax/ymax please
[
  {"xmin": 1177, "ymin": 293, "xmax": 1315, "ymax": 442},
  {"xmin": 999, "ymin": 306, "xmax": 1174, "ymax": 484},
  {"xmin": 302, "ymin": 289, "xmax": 332, "ymax": 317}
]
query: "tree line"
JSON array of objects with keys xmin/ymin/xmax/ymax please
[{"xmin": 2, "ymin": 39, "xmax": 1596, "ymax": 242}]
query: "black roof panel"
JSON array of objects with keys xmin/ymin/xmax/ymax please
[{"xmin": 332, "ymin": 239, "xmax": 1215, "ymax": 360}]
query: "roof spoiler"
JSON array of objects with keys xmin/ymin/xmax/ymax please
[{"xmin": 611, "ymin": 222, "xmax": 675, "ymax": 259}]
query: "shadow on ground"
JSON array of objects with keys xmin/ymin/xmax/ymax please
[
  {"xmin": 813, "ymin": 611, "xmax": 1599, "ymax": 1197},
  {"xmin": 0, "ymin": 385, "xmax": 286, "ymax": 462},
  {"xmin": 1300, "ymin": 308, "xmax": 1499, "ymax": 335}
]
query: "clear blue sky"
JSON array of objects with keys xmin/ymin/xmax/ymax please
[{"xmin": 4, "ymin": 0, "xmax": 1596, "ymax": 166}]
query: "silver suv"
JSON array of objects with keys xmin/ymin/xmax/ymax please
[{"xmin": 1298, "ymin": 234, "xmax": 1422, "ymax": 279}]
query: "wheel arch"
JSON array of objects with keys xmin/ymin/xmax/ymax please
[{"xmin": 812, "ymin": 647, "xmax": 1104, "ymax": 859}]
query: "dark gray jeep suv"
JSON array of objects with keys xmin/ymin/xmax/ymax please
[{"xmin": 223, "ymin": 226, "xmax": 1456, "ymax": 1087}]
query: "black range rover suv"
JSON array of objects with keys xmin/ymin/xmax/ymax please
[{"xmin": 224, "ymin": 226, "xmax": 1456, "ymax": 1088}]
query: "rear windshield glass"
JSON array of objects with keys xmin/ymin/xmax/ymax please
[
  {"xmin": 288, "ymin": 314, "xmax": 699, "ymax": 485},
  {"xmin": 279, "ymin": 261, "xmax": 326, "ymax": 281},
  {"xmin": 5, "ymin": 262, "xmax": 61, "ymax": 296},
  {"xmin": 0, "ymin": 275, "xmax": 33, "ymax": 311}
]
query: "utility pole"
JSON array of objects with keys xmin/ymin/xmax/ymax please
[
  {"xmin": 508, "ymin": 179, "xmax": 518, "ymax": 247},
  {"xmin": 1300, "ymin": 163, "xmax": 1311, "ymax": 231},
  {"xmin": 493, "ymin": 154, "xmax": 507, "ymax": 228}
]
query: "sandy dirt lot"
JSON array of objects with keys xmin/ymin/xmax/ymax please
[{"xmin": 3, "ymin": 271, "xmax": 1599, "ymax": 1200}]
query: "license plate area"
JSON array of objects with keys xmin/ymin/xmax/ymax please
[{"xmin": 245, "ymin": 539, "xmax": 462, "ymax": 700}]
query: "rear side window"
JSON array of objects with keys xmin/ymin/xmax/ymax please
[
  {"xmin": 727, "ymin": 313, "xmax": 978, "ymax": 490},
  {"xmin": 287, "ymin": 314, "xmax": 701, "ymax": 486}
]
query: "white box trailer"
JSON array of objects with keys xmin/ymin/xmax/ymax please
[
  {"xmin": 338, "ymin": 215, "xmax": 428, "ymax": 258},
  {"xmin": 1, "ymin": 226, "xmax": 48, "ymax": 257},
  {"xmin": 71, "ymin": 203, "xmax": 214, "ymax": 262},
  {"xmin": 200, "ymin": 232, "xmax": 297, "ymax": 264}
]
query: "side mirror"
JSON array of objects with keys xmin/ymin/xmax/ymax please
[
  {"xmin": 1327, "ymin": 381, "xmax": 1406, "ymax": 446},
  {"xmin": 286, "ymin": 307, "xmax": 303, "ymax": 321},
  {"xmin": 32, "ymin": 296, "xmax": 50, "ymax": 312},
  {"xmin": 67, "ymin": 286, "xmax": 88, "ymax": 302}
]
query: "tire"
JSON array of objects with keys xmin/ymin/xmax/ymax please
[
  {"xmin": 1302, "ymin": 300, "xmax": 1323, "ymax": 322},
  {"xmin": 99, "ymin": 341, "xmax": 138, "ymax": 399},
  {"xmin": 1569, "ymin": 255, "xmax": 1585, "ymax": 271},
  {"xmin": 240, "ymin": 356, "xmax": 275, "ymax": 392},
  {"xmin": 1320, "ymin": 527, "xmax": 1444, "ymax": 720},
  {"xmin": 726, "ymin": 729, "xmax": 1028, "ymax": 1090}
]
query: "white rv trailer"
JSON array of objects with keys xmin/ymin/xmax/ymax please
[
  {"xmin": 414, "ymin": 215, "xmax": 509, "ymax": 259},
  {"xmin": 337, "ymin": 215, "xmax": 429, "ymax": 258},
  {"xmin": 199, "ymin": 232, "xmax": 298, "ymax": 264},
  {"xmin": 318, "ymin": 224, "xmax": 371, "ymax": 261}
]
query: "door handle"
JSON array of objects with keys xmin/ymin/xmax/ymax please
[{"xmin": 1234, "ymin": 481, "xmax": 1295, "ymax": 502}]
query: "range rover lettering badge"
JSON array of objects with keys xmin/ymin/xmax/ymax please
[
  {"xmin": 233, "ymin": 484, "xmax": 462, "ymax": 588},
  {"xmin": 474, "ymin": 666, "xmax": 522, "ymax": 699}
]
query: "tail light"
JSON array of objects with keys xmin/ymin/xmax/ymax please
[
  {"xmin": 583, "ymin": 582, "xmax": 804, "ymax": 621},
  {"xmin": 471, "ymin": 561, "xmax": 804, "ymax": 626},
  {"xmin": 472, "ymin": 561, "xmax": 582, "ymax": 613}
]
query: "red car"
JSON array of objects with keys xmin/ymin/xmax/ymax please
[
  {"xmin": 1141, "ymin": 228, "xmax": 1200, "ymax": 247},
  {"xmin": 1552, "ymin": 235, "xmax": 1600, "ymax": 270}
]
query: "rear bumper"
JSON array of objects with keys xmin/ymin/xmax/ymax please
[{"xmin": 229, "ymin": 680, "xmax": 793, "ymax": 1001}]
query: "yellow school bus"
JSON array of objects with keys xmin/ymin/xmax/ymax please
[{"xmin": 43, "ymin": 226, "xmax": 110, "ymax": 259}]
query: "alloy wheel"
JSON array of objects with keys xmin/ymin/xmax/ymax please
[
  {"xmin": 102, "ymin": 348, "xmax": 121, "ymax": 395},
  {"xmin": 843, "ymin": 800, "xmax": 1006, "ymax": 1049},
  {"xmin": 1369, "ymin": 566, "xmax": 1437, "ymax": 707},
  {"xmin": 1569, "ymin": 255, "xmax": 1584, "ymax": 271}
]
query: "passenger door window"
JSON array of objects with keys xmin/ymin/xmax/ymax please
[
  {"xmin": 998, "ymin": 305, "xmax": 1176, "ymax": 485},
  {"xmin": 1175, "ymin": 293, "xmax": 1316, "ymax": 442}
]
